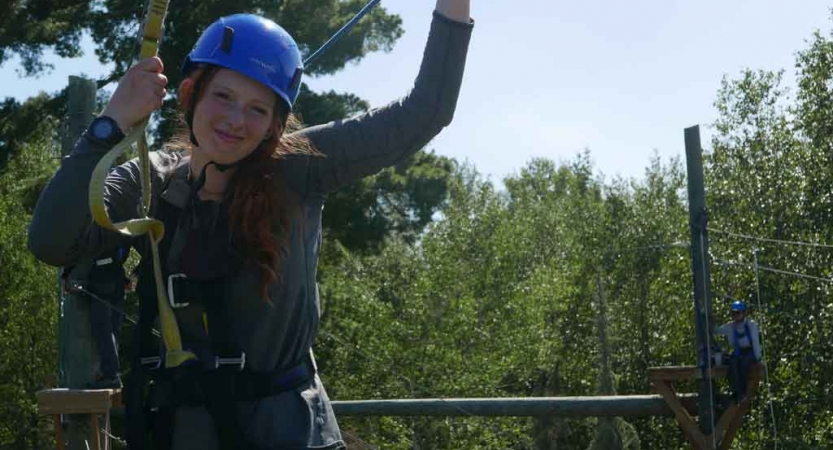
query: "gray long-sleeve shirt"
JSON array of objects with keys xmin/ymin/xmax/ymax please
[
  {"xmin": 715, "ymin": 319, "xmax": 761, "ymax": 361},
  {"xmin": 28, "ymin": 11, "xmax": 473, "ymax": 449}
]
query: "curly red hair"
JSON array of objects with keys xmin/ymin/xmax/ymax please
[{"xmin": 175, "ymin": 65, "xmax": 319, "ymax": 301}]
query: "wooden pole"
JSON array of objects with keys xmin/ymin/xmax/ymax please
[
  {"xmin": 331, "ymin": 395, "xmax": 697, "ymax": 418},
  {"xmin": 684, "ymin": 125, "xmax": 717, "ymax": 438},
  {"xmin": 60, "ymin": 75, "xmax": 99, "ymax": 450}
]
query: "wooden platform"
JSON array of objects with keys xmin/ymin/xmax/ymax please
[
  {"xmin": 648, "ymin": 364, "xmax": 763, "ymax": 450},
  {"xmin": 37, "ymin": 388, "xmax": 122, "ymax": 450}
]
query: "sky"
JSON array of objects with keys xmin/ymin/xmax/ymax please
[{"xmin": 1, "ymin": 0, "xmax": 831, "ymax": 185}]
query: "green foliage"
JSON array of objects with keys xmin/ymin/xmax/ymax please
[
  {"xmin": 0, "ymin": 130, "xmax": 59, "ymax": 449},
  {"xmin": 705, "ymin": 23, "xmax": 833, "ymax": 446},
  {"xmin": 317, "ymin": 154, "xmax": 693, "ymax": 449},
  {"xmin": 5, "ymin": 5, "xmax": 833, "ymax": 450},
  {"xmin": 0, "ymin": 94, "xmax": 63, "ymax": 170},
  {"xmin": 0, "ymin": 0, "xmax": 91, "ymax": 76},
  {"xmin": 323, "ymin": 150, "xmax": 457, "ymax": 253}
]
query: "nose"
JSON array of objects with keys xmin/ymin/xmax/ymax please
[{"xmin": 225, "ymin": 103, "xmax": 245, "ymax": 129}]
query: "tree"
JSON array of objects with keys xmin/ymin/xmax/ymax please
[
  {"xmin": 0, "ymin": 94, "xmax": 64, "ymax": 169},
  {"xmin": 0, "ymin": 0, "xmax": 92, "ymax": 76},
  {"xmin": 0, "ymin": 128, "xmax": 59, "ymax": 449}
]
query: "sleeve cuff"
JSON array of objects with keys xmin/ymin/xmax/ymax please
[{"xmin": 433, "ymin": 9, "xmax": 475, "ymax": 28}]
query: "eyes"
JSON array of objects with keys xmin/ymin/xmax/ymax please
[{"xmin": 211, "ymin": 90, "xmax": 271, "ymax": 118}]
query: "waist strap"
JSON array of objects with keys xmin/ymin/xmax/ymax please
[{"xmin": 155, "ymin": 351, "xmax": 317, "ymax": 405}]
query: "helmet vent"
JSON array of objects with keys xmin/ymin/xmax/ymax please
[{"xmin": 221, "ymin": 26, "xmax": 234, "ymax": 53}]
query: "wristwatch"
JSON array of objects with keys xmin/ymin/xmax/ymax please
[{"xmin": 86, "ymin": 115, "xmax": 125, "ymax": 148}]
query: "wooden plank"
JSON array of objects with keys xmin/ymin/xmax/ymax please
[
  {"xmin": 648, "ymin": 365, "xmax": 728, "ymax": 382},
  {"xmin": 53, "ymin": 415, "xmax": 65, "ymax": 450},
  {"xmin": 713, "ymin": 402, "xmax": 740, "ymax": 446},
  {"xmin": 37, "ymin": 389, "xmax": 118, "ymax": 415},
  {"xmin": 90, "ymin": 414, "xmax": 101, "ymax": 450}
]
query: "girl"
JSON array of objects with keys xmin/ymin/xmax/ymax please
[{"xmin": 29, "ymin": 1, "xmax": 472, "ymax": 448}]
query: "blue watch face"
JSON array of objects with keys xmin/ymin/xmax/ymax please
[{"xmin": 93, "ymin": 118, "xmax": 115, "ymax": 140}]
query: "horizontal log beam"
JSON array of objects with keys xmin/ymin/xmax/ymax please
[
  {"xmin": 648, "ymin": 365, "xmax": 728, "ymax": 382},
  {"xmin": 332, "ymin": 394, "xmax": 697, "ymax": 418}
]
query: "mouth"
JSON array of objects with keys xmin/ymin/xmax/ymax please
[{"xmin": 214, "ymin": 128, "xmax": 244, "ymax": 144}]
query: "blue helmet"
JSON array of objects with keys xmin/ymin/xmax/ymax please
[
  {"xmin": 182, "ymin": 14, "xmax": 304, "ymax": 110},
  {"xmin": 730, "ymin": 300, "xmax": 747, "ymax": 312}
]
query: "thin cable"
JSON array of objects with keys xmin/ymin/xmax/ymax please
[
  {"xmin": 100, "ymin": 427, "xmax": 127, "ymax": 447},
  {"xmin": 753, "ymin": 249, "xmax": 779, "ymax": 450},
  {"xmin": 304, "ymin": 0, "xmax": 382, "ymax": 67},
  {"xmin": 606, "ymin": 241, "xmax": 689, "ymax": 257},
  {"xmin": 67, "ymin": 283, "xmax": 161, "ymax": 338},
  {"xmin": 708, "ymin": 228, "xmax": 833, "ymax": 250},
  {"xmin": 699, "ymin": 231, "xmax": 717, "ymax": 450},
  {"xmin": 339, "ymin": 428, "xmax": 379, "ymax": 450},
  {"xmin": 714, "ymin": 257, "xmax": 833, "ymax": 285}
]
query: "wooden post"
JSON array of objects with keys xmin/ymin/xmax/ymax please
[
  {"xmin": 649, "ymin": 364, "xmax": 763, "ymax": 449},
  {"xmin": 684, "ymin": 125, "xmax": 717, "ymax": 437},
  {"xmin": 59, "ymin": 75, "xmax": 100, "ymax": 450}
]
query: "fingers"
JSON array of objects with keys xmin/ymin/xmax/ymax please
[
  {"xmin": 102, "ymin": 57, "xmax": 169, "ymax": 130},
  {"xmin": 130, "ymin": 63, "xmax": 167, "ymax": 107},
  {"xmin": 135, "ymin": 56, "xmax": 164, "ymax": 73}
]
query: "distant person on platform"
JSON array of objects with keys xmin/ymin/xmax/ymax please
[{"xmin": 715, "ymin": 300, "xmax": 761, "ymax": 402}]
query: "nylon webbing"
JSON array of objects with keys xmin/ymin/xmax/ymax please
[{"xmin": 89, "ymin": 0, "xmax": 196, "ymax": 368}]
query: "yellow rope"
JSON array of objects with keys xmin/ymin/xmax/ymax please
[{"xmin": 89, "ymin": 0, "xmax": 196, "ymax": 368}]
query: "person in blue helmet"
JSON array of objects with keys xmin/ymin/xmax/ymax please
[
  {"xmin": 29, "ymin": 0, "xmax": 472, "ymax": 448},
  {"xmin": 715, "ymin": 300, "xmax": 761, "ymax": 403}
]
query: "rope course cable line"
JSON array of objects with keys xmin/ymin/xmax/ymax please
[
  {"xmin": 708, "ymin": 228, "xmax": 833, "ymax": 250},
  {"xmin": 713, "ymin": 257, "xmax": 833, "ymax": 284},
  {"xmin": 753, "ymin": 249, "xmax": 780, "ymax": 450},
  {"xmin": 710, "ymin": 248, "xmax": 782, "ymax": 450},
  {"xmin": 65, "ymin": 283, "xmax": 161, "ymax": 338}
]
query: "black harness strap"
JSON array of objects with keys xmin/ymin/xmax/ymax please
[{"xmin": 127, "ymin": 177, "xmax": 315, "ymax": 450}]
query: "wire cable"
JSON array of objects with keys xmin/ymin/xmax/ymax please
[
  {"xmin": 713, "ymin": 257, "xmax": 833, "ymax": 285},
  {"xmin": 65, "ymin": 283, "xmax": 161, "ymax": 338},
  {"xmin": 304, "ymin": 0, "xmax": 382, "ymax": 67},
  {"xmin": 752, "ymin": 249, "xmax": 779, "ymax": 450},
  {"xmin": 708, "ymin": 228, "xmax": 833, "ymax": 250}
]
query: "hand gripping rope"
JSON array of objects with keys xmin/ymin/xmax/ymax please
[
  {"xmin": 88, "ymin": 0, "xmax": 196, "ymax": 369},
  {"xmin": 88, "ymin": 0, "xmax": 383, "ymax": 369}
]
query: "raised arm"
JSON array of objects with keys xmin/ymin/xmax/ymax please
[
  {"xmin": 435, "ymin": 0, "xmax": 470, "ymax": 23},
  {"xmin": 291, "ymin": 2, "xmax": 473, "ymax": 195}
]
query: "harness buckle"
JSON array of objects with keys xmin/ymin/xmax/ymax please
[
  {"xmin": 215, "ymin": 352, "xmax": 246, "ymax": 371},
  {"xmin": 140, "ymin": 356, "xmax": 162, "ymax": 370},
  {"xmin": 167, "ymin": 273, "xmax": 189, "ymax": 309}
]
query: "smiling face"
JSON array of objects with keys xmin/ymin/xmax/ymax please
[{"xmin": 188, "ymin": 68, "xmax": 280, "ymax": 166}]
